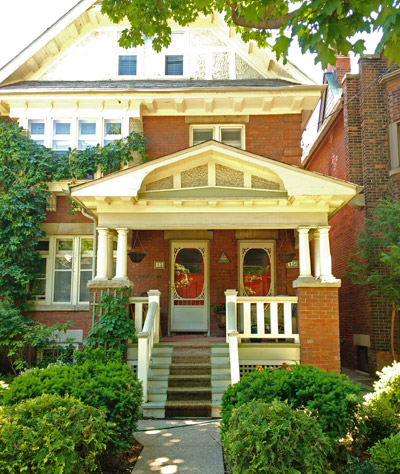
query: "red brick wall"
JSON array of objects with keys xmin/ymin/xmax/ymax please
[
  {"xmin": 143, "ymin": 115, "xmax": 303, "ymax": 165},
  {"xmin": 327, "ymin": 56, "xmax": 351, "ymax": 86},
  {"xmin": 143, "ymin": 117, "xmax": 190, "ymax": 161},
  {"xmin": 386, "ymin": 73, "xmax": 400, "ymax": 200},
  {"xmin": 246, "ymin": 115, "xmax": 303, "ymax": 166},
  {"xmin": 28, "ymin": 311, "xmax": 92, "ymax": 341},
  {"xmin": 296, "ymin": 286, "xmax": 340, "ymax": 372},
  {"xmin": 45, "ymin": 196, "xmax": 92, "ymax": 224}
]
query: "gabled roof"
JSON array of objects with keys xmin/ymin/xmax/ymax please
[
  {"xmin": 0, "ymin": 1, "xmax": 315, "ymax": 87},
  {"xmin": 70, "ymin": 140, "xmax": 361, "ymax": 227}
]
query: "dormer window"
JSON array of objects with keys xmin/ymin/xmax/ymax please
[
  {"xmin": 118, "ymin": 55, "xmax": 137, "ymax": 76},
  {"xmin": 165, "ymin": 55, "xmax": 183, "ymax": 76},
  {"xmin": 191, "ymin": 125, "xmax": 244, "ymax": 149}
]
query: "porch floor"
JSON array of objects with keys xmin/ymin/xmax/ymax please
[{"xmin": 160, "ymin": 336, "xmax": 226, "ymax": 343}]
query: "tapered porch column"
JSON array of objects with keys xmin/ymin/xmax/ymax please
[
  {"xmin": 114, "ymin": 228, "xmax": 129, "ymax": 279},
  {"xmin": 297, "ymin": 227, "xmax": 312, "ymax": 278},
  {"xmin": 107, "ymin": 231, "xmax": 114, "ymax": 280},
  {"xmin": 313, "ymin": 230, "xmax": 321, "ymax": 278},
  {"xmin": 318, "ymin": 226, "xmax": 336, "ymax": 282},
  {"xmin": 95, "ymin": 227, "xmax": 109, "ymax": 279}
]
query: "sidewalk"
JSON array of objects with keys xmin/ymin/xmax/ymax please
[
  {"xmin": 342, "ymin": 367, "xmax": 377, "ymax": 392},
  {"xmin": 132, "ymin": 419, "xmax": 224, "ymax": 474}
]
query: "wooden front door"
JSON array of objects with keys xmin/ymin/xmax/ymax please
[{"xmin": 170, "ymin": 241, "xmax": 209, "ymax": 332}]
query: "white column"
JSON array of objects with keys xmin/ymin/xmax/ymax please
[
  {"xmin": 319, "ymin": 226, "xmax": 335, "ymax": 281},
  {"xmin": 298, "ymin": 227, "xmax": 312, "ymax": 278},
  {"xmin": 313, "ymin": 230, "xmax": 321, "ymax": 279},
  {"xmin": 95, "ymin": 227, "xmax": 109, "ymax": 279},
  {"xmin": 114, "ymin": 228, "xmax": 129, "ymax": 279},
  {"xmin": 107, "ymin": 231, "xmax": 114, "ymax": 280}
]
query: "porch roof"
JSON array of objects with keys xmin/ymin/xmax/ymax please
[{"xmin": 70, "ymin": 140, "xmax": 362, "ymax": 228}]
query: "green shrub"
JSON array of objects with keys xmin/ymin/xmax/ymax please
[
  {"xmin": 365, "ymin": 361, "xmax": 400, "ymax": 411},
  {"xmin": 343, "ymin": 460, "xmax": 380, "ymax": 474},
  {"xmin": 362, "ymin": 399, "xmax": 400, "ymax": 448},
  {"xmin": 369, "ymin": 432, "xmax": 400, "ymax": 474},
  {"xmin": 1, "ymin": 347, "xmax": 142, "ymax": 453},
  {"xmin": 222, "ymin": 399, "xmax": 332, "ymax": 474},
  {"xmin": 221, "ymin": 364, "xmax": 362, "ymax": 442},
  {"xmin": 0, "ymin": 393, "xmax": 109, "ymax": 474}
]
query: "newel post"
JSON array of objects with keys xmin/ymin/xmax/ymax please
[{"xmin": 225, "ymin": 289, "xmax": 240, "ymax": 384}]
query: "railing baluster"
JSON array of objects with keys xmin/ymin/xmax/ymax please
[
  {"xmin": 283, "ymin": 302, "xmax": 292, "ymax": 336},
  {"xmin": 270, "ymin": 302, "xmax": 278, "ymax": 336},
  {"xmin": 256, "ymin": 302, "xmax": 264, "ymax": 335},
  {"xmin": 243, "ymin": 302, "xmax": 251, "ymax": 335}
]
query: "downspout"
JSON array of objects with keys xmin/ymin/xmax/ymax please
[{"xmin": 63, "ymin": 190, "xmax": 98, "ymax": 279}]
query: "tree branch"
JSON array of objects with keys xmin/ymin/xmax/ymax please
[{"xmin": 229, "ymin": 2, "xmax": 297, "ymax": 30}]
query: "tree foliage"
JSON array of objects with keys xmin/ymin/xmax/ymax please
[{"xmin": 101, "ymin": 0, "xmax": 400, "ymax": 68}]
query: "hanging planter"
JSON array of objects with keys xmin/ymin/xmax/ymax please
[
  {"xmin": 278, "ymin": 252, "xmax": 296, "ymax": 263},
  {"xmin": 128, "ymin": 231, "xmax": 146, "ymax": 263},
  {"xmin": 278, "ymin": 230, "xmax": 295, "ymax": 263}
]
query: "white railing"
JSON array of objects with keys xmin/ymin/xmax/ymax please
[
  {"xmin": 130, "ymin": 290, "xmax": 161, "ymax": 403},
  {"xmin": 225, "ymin": 290, "xmax": 299, "ymax": 384},
  {"xmin": 129, "ymin": 296, "xmax": 149, "ymax": 334}
]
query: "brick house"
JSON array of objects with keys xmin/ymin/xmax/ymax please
[
  {"xmin": 304, "ymin": 54, "xmax": 400, "ymax": 374},
  {"xmin": 0, "ymin": 1, "xmax": 360, "ymax": 415}
]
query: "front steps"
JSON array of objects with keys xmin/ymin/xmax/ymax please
[{"xmin": 141, "ymin": 341, "xmax": 231, "ymax": 419}]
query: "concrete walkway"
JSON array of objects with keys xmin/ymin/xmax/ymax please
[{"xmin": 132, "ymin": 419, "xmax": 224, "ymax": 474}]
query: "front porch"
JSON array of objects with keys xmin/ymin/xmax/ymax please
[{"xmin": 70, "ymin": 140, "xmax": 360, "ymax": 415}]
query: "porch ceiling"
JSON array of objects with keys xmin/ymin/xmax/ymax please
[{"xmin": 70, "ymin": 141, "xmax": 362, "ymax": 226}]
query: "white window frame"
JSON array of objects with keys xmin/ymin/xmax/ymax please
[
  {"xmin": 52, "ymin": 119, "xmax": 73, "ymax": 153},
  {"xmin": 28, "ymin": 119, "xmax": 46, "ymax": 145},
  {"xmin": 31, "ymin": 236, "xmax": 94, "ymax": 307},
  {"xmin": 77, "ymin": 119, "xmax": 98, "ymax": 150},
  {"xmin": 117, "ymin": 31, "xmax": 141, "ymax": 77},
  {"xmin": 163, "ymin": 32, "xmax": 186, "ymax": 77},
  {"xmin": 104, "ymin": 119, "xmax": 122, "ymax": 145},
  {"xmin": 189, "ymin": 124, "xmax": 245, "ymax": 149}
]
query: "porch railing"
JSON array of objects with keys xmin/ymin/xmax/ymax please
[
  {"xmin": 225, "ymin": 290, "xmax": 299, "ymax": 384},
  {"xmin": 129, "ymin": 290, "xmax": 161, "ymax": 403}
]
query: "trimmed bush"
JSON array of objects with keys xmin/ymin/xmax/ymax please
[
  {"xmin": 369, "ymin": 432, "xmax": 400, "ymax": 474},
  {"xmin": 221, "ymin": 364, "xmax": 362, "ymax": 442},
  {"xmin": 222, "ymin": 399, "xmax": 332, "ymax": 474},
  {"xmin": 1, "ymin": 347, "xmax": 142, "ymax": 453},
  {"xmin": 365, "ymin": 361, "xmax": 400, "ymax": 410},
  {"xmin": 362, "ymin": 399, "xmax": 400, "ymax": 448},
  {"xmin": 0, "ymin": 393, "xmax": 109, "ymax": 474},
  {"xmin": 343, "ymin": 460, "xmax": 379, "ymax": 474}
]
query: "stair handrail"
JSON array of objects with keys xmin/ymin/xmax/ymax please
[
  {"xmin": 225, "ymin": 290, "xmax": 240, "ymax": 384},
  {"xmin": 137, "ymin": 290, "xmax": 161, "ymax": 403}
]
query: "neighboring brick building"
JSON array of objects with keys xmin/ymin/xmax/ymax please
[
  {"xmin": 304, "ymin": 54, "xmax": 400, "ymax": 373},
  {"xmin": 0, "ymin": 0, "xmax": 361, "ymax": 393}
]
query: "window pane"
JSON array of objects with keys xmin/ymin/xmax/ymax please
[
  {"xmin": 193, "ymin": 128, "xmax": 213, "ymax": 145},
  {"xmin": 57, "ymin": 239, "xmax": 73, "ymax": 251},
  {"xmin": 221, "ymin": 128, "xmax": 242, "ymax": 148},
  {"xmin": 119, "ymin": 55, "xmax": 137, "ymax": 75},
  {"xmin": 30, "ymin": 122, "xmax": 45, "ymax": 135},
  {"xmin": 37, "ymin": 240, "xmax": 49, "ymax": 252},
  {"xmin": 243, "ymin": 248, "xmax": 271, "ymax": 296},
  {"xmin": 79, "ymin": 270, "xmax": 91, "ymax": 302},
  {"xmin": 78, "ymin": 140, "xmax": 96, "ymax": 150},
  {"xmin": 54, "ymin": 271, "xmax": 72, "ymax": 302},
  {"xmin": 105, "ymin": 122, "xmax": 121, "ymax": 135},
  {"xmin": 174, "ymin": 248, "xmax": 204, "ymax": 299},
  {"xmin": 165, "ymin": 55, "xmax": 183, "ymax": 75},
  {"xmin": 54, "ymin": 122, "xmax": 70, "ymax": 135},
  {"xmin": 30, "ymin": 279, "xmax": 46, "ymax": 297},
  {"xmin": 81, "ymin": 239, "xmax": 93, "ymax": 253},
  {"xmin": 55, "ymin": 256, "xmax": 73, "ymax": 269},
  {"xmin": 80, "ymin": 256, "xmax": 93, "ymax": 270},
  {"xmin": 79, "ymin": 121, "xmax": 96, "ymax": 135},
  {"xmin": 52, "ymin": 141, "xmax": 70, "ymax": 151}
]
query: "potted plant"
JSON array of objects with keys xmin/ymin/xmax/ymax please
[{"xmin": 212, "ymin": 303, "xmax": 226, "ymax": 329}]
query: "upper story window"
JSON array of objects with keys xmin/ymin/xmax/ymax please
[
  {"xmin": 165, "ymin": 55, "xmax": 183, "ymax": 76},
  {"xmin": 104, "ymin": 120, "xmax": 122, "ymax": 145},
  {"xmin": 389, "ymin": 122, "xmax": 400, "ymax": 170},
  {"xmin": 78, "ymin": 120, "xmax": 97, "ymax": 150},
  {"xmin": 28, "ymin": 120, "xmax": 45, "ymax": 145},
  {"xmin": 52, "ymin": 120, "xmax": 72, "ymax": 154},
  {"xmin": 191, "ymin": 125, "xmax": 244, "ymax": 149},
  {"xmin": 118, "ymin": 55, "xmax": 137, "ymax": 76}
]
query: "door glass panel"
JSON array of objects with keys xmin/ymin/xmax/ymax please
[
  {"xmin": 174, "ymin": 248, "xmax": 204, "ymax": 299},
  {"xmin": 243, "ymin": 248, "xmax": 271, "ymax": 296}
]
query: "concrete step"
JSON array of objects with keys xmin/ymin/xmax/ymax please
[
  {"xmin": 168, "ymin": 374, "xmax": 211, "ymax": 388},
  {"xmin": 165, "ymin": 400, "xmax": 211, "ymax": 418},
  {"xmin": 169, "ymin": 363, "xmax": 211, "ymax": 375},
  {"xmin": 167, "ymin": 387, "xmax": 212, "ymax": 402},
  {"xmin": 142, "ymin": 401, "xmax": 165, "ymax": 419}
]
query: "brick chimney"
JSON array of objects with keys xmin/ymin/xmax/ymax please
[{"xmin": 327, "ymin": 55, "xmax": 351, "ymax": 86}]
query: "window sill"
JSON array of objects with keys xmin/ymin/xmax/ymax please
[{"xmin": 30, "ymin": 304, "xmax": 90, "ymax": 312}]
